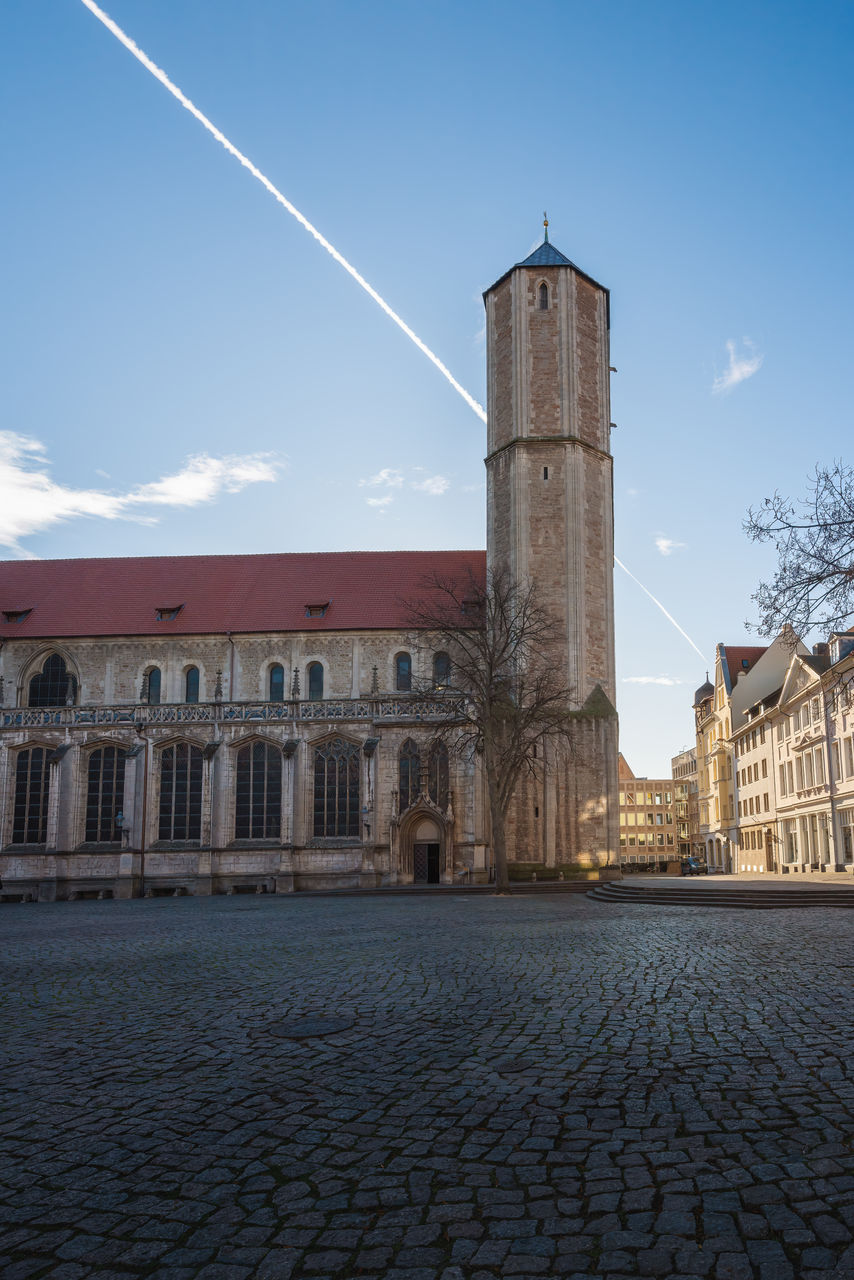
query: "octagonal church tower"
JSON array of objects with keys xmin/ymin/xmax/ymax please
[{"xmin": 484, "ymin": 228, "xmax": 618, "ymax": 867}]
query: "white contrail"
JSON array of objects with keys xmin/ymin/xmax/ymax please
[
  {"xmin": 77, "ymin": 4, "xmax": 704, "ymax": 665},
  {"xmin": 615, "ymin": 556, "xmax": 707, "ymax": 664},
  {"xmin": 77, "ymin": 0, "xmax": 487, "ymax": 424}
]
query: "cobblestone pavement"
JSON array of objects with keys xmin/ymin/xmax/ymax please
[{"xmin": 4, "ymin": 895, "xmax": 854, "ymax": 1280}]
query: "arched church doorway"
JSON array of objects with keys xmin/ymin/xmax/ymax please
[{"xmin": 412, "ymin": 816, "xmax": 441, "ymax": 884}]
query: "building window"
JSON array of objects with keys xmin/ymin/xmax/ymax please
[
  {"xmin": 399, "ymin": 738, "xmax": 421, "ymax": 812},
  {"xmin": 145, "ymin": 667, "xmax": 162, "ymax": 705},
  {"xmin": 538, "ymin": 282, "xmax": 549, "ymax": 310},
  {"xmin": 433, "ymin": 651, "xmax": 451, "ymax": 688},
  {"xmin": 308, "ymin": 662, "xmax": 324, "ymax": 700},
  {"xmin": 12, "ymin": 748, "xmax": 50, "ymax": 844},
  {"xmin": 395, "ymin": 652, "xmax": 412, "ymax": 692},
  {"xmin": 85, "ymin": 747, "xmax": 126, "ymax": 843},
  {"xmin": 428, "ymin": 741, "xmax": 449, "ymax": 810},
  {"xmin": 28, "ymin": 654, "xmax": 77, "ymax": 707},
  {"xmin": 313, "ymin": 737, "xmax": 360, "ymax": 838},
  {"xmin": 269, "ymin": 664, "xmax": 285, "ymax": 703},
  {"xmin": 841, "ymin": 808, "xmax": 854, "ymax": 863},
  {"xmin": 185, "ymin": 666, "xmax": 200, "ymax": 704},
  {"xmin": 158, "ymin": 743, "xmax": 203, "ymax": 842},
  {"xmin": 235, "ymin": 742, "xmax": 282, "ymax": 839}
]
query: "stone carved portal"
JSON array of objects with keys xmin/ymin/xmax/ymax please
[
  {"xmin": 398, "ymin": 810, "xmax": 447, "ymax": 883},
  {"xmin": 412, "ymin": 816, "xmax": 442, "ymax": 884}
]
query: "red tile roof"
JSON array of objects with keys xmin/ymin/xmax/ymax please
[
  {"xmin": 722, "ymin": 646, "xmax": 767, "ymax": 686},
  {"xmin": 0, "ymin": 550, "xmax": 486, "ymax": 639}
]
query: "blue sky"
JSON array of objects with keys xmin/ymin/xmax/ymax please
[{"xmin": 2, "ymin": 0, "xmax": 853, "ymax": 775}]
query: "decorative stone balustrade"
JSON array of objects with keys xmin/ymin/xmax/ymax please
[{"xmin": 1, "ymin": 696, "xmax": 464, "ymax": 731}]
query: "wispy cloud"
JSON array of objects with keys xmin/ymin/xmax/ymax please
[
  {"xmin": 359, "ymin": 468, "xmax": 404, "ymax": 489},
  {"xmin": 0, "ymin": 431, "xmax": 280, "ymax": 557},
  {"xmin": 713, "ymin": 339, "xmax": 763, "ymax": 393},
  {"xmin": 655, "ymin": 535, "xmax": 686, "ymax": 556},
  {"xmin": 623, "ymin": 676, "xmax": 685, "ymax": 686},
  {"xmin": 411, "ymin": 475, "xmax": 449, "ymax": 496},
  {"xmin": 360, "ymin": 466, "xmax": 450, "ymax": 511}
]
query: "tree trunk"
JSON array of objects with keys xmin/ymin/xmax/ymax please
[{"xmin": 486, "ymin": 763, "xmax": 511, "ymax": 893}]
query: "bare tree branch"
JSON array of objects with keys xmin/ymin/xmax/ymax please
[
  {"xmin": 744, "ymin": 461, "xmax": 854, "ymax": 638},
  {"xmin": 404, "ymin": 568, "xmax": 577, "ymax": 892}
]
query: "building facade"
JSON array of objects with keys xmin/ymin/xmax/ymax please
[
  {"xmin": 692, "ymin": 629, "xmax": 854, "ymax": 876},
  {"xmin": 671, "ymin": 746, "xmax": 699, "ymax": 859},
  {"xmin": 0, "ymin": 234, "xmax": 619, "ymax": 901},
  {"xmin": 617, "ymin": 754, "xmax": 678, "ymax": 871}
]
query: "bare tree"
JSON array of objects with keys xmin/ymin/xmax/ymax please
[
  {"xmin": 406, "ymin": 568, "xmax": 577, "ymax": 893},
  {"xmin": 744, "ymin": 461, "xmax": 854, "ymax": 638}
]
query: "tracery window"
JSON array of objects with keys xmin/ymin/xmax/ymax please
[
  {"xmin": 308, "ymin": 662, "xmax": 324, "ymax": 700},
  {"xmin": 185, "ymin": 666, "xmax": 200, "ymax": 704},
  {"xmin": 235, "ymin": 741, "xmax": 282, "ymax": 839},
  {"xmin": 12, "ymin": 748, "xmax": 50, "ymax": 844},
  {"xmin": 146, "ymin": 667, "xmax": 162, "ymax": 705},
  {"xmin": 85, "ymin": 747, "xmax": 126, "ymax": 843},
  {"xmin": 395, "ymin": 652, "xmax": 412, "ymax": 693},
  {"xmin": 399, "ymin": 738, "xmax": 421, "ymax": 812},
  {"xmin": 158, "ymin": 743, "xmax": 203, "ymax": 842},
  {"xmin": 538, "ymin": 282, "xmax": 549, "ymax": 310},
  {"xmin": 433, "ymin": 651, "xmax": 451, "ymax": 688},
  {"xmin": 313, "ymin": 737, "xmax": 359, "ymax": 837},
  {"xmin": 428, "ymin": 741, "xmax": 450, "ymax": 810},
  {"xmin": 28, "ymin": 654, "xmax": 77, "ymax": 707},
  {"xmin": 269, "ymin": 664, "xmax": 285, "ymax": 702}
]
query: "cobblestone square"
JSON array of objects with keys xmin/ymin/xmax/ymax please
[{"xmin": 3, "ymin": 893, "xmax": 854, "ymax": 1279}]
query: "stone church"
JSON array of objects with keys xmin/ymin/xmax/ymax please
[{"xmin": 0, "ymin": 234, "xmax": 618, "ymax": 899}]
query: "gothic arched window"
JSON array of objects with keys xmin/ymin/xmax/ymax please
[
  {"xmin": 185, "ymin": 666, "xmax": 200, "ymax": 704},
  {"xmin": 158, "ymin": 743, "xmax": 203, "ymax": 842},
  {"xmin": 538, "ymin": 281, "xmax": 549, "ymax": 310},
  {"xmin": 269, "ymin": 664, "xmax": 285, "ymax": 703},
  {"xmin": 313, "ymin": 737, "xmax": 359, "ymax": 837},
  {"xmin": 395, "ymin": 652, "xmax": 412, "ymax": 692},
  {"xmin": 308, "ymin": 662, "xmax": 324, "ymax": 701},
  {"xmin": 12, "ymin": 748, "xmax": 50, "ymax": 844},
  {"xmin": 85, "ymin": 747, "xmax": 126, "ymax": 843},
  {"xmin": 235, "ymin": 741, "xmax": 282, "ymax": 839},
  {"xmin": 433, "ymin": 651, "xmax": 451, "ymax": 688},
  {"xmin": 399, "ymin": 738, "xmax": 421, "ymax": 812},
  {"xmin": 428, "ymin": 741, "xmax": 450, "ymax": 811},
  {"xmin": 146, "ymin": 667, "xmax": 162, "ymax": 705},
  {"xmin": 28, "ymin": 654, "xmax": 77, "ymax": 707}
]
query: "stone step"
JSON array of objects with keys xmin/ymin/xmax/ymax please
[{"xmin": 587, "ymin": 883, "xmax": 854, "ymax": 909}]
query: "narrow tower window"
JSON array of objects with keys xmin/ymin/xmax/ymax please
[
  {"xmin": 395, "ymin": 652, "xmax": 412, "ymax": 692},
  {"xmin": 543, "ymin": 467, "xmax": 549, "ymax": 480},
  {"xmin": 538, "ymin": 282, "xmax": 549, "ymax": 310},
  {"xmin": 308, "ymin": 662, "xmax": 324, "ymax": 700},
  {"xmin": 433, "ymin": 651, "xmax": 451, "ymax": 688},
  {"xmin": 145, "ymin": 667, "xmax": 161, "ymax": 705},
  {"xmin": 185, "ymin": 666, "xmax": 200, "ymax": 703},
  {"xmin": 269, "ymin": 664, "xmax": 285, "ymax": 702}
]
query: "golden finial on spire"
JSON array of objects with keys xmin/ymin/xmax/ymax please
[{"xmin": 543, "ymin": 211, "xmax": 549, "ymax": 243}]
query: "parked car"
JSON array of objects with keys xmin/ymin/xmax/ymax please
[{"xmin": 681, "ymin": 857, "xmax": 708, "ymax": 876}]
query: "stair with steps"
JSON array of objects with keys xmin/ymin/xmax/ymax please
[{"xmin": 587, "ymin": 881, "xmax": 854, "ymax": 909}]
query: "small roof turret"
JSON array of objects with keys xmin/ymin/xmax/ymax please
[
  {"xmin": 518, "ymin": 240, "xmax": 576, "ymax": 269},
  {"xmin": 693, "ymin": 675, "xmax": 714, "ymax": 706},
  {"xmin": 484, "ymin": 220, "xmax": 608, "ymax": 299}
]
